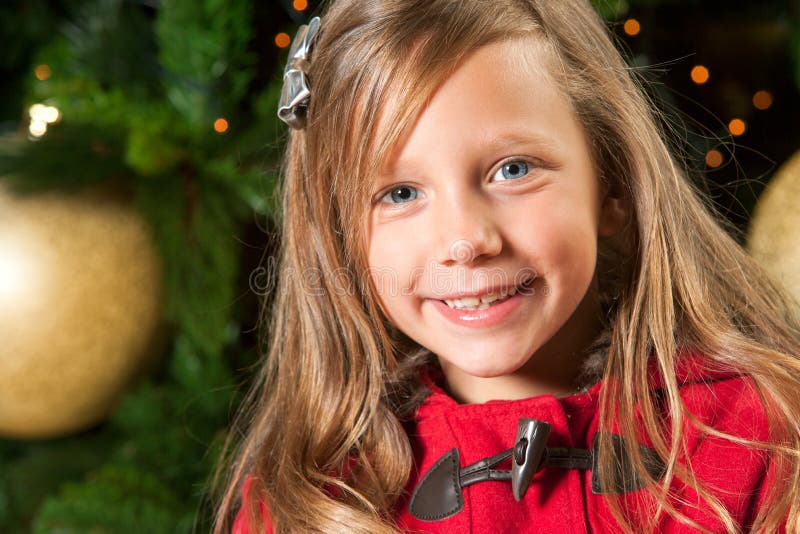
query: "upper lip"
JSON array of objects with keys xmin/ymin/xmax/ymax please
[{"xmin": 433, "ymin": 279, "xmax": 532, "ymax": 300}]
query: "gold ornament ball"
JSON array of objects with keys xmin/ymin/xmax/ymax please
[
  {"xmin": 0, "ymin": 181, "xmax": 164, "ymax": 439},
  {"xmin": 748, "ymin": 150, "xmax": 800, "ymax": 304}
]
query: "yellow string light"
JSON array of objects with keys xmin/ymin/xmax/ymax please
[
  {"xmin": 752, "ymin": 90, "xmax": 773, "ymax": 111},
  {"xmin": 623, "ymin": 19, "xmax": 640, "ymax": 36},
  {"xmin": 29, "ymin": 120, "xmax": 47, "ymax": 138},
  {"xmin": 728, "ymin": 118, "xmax": 746, "ymax": 137},
  {"xmin": 34, "ymin": 65, "xmax": 52, "ymax": 81},
  {"xmin": 690, "ymin": 65, "xmax": 710, "ymax": 85},
  {"xmin": 705, "ymin": 149, "xmax": 723, "ymax": 168},
  {"xmin": 214, "ymin": 118, "xmax": 229, "ymax": 134},
  {"xmin": 275, "ymin": 32, "xmax": 291, "ymax": 49}
]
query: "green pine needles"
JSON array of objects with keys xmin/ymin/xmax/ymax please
[{"xmin": 0, "ymin": 0, "xmax": 287, "ymax": 531}]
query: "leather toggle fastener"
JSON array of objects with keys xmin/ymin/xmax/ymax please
[
  {"xmin": 408, "ymin": 419, "xmax": 665, "ymax": 522},
  {"xmin": 409, "ymin": 417, "xmax": 594, "ymax": 521},
  {"xmin": 511, "ymin": 418, "xmax": 551, "ymax": 501}
]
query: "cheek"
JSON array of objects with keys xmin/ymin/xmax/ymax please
[
  {"xmin": 366, "ymin": 213, "xmax": 392, "ymax": 269},
  {"xmin": 367, "ymin": 226, "xmax": 416, "ymax": 303},
  {"xmin": 520, "ymin": 201, "xmax": 598, "ymax": 280},
  {"xmin": 368, "ymin": 226, "xmax": 406, "ymax": 275}
]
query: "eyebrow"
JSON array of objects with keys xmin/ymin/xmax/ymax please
[
  {"xmin": 378, "ymin": 159, "xmax": 424, "ymax": 183},
  {"xmin": 483, "ymin": 130, "xmax": 561, "ymax": 154}
]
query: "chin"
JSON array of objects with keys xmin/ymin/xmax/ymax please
[{"xmin": 439, "ymin": 350, "xmax": 531, "ymax": 379}]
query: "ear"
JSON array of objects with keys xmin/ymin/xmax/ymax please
[{"xmin": 598, "ymin": 185, "xmax": 629, "ymax": 238}]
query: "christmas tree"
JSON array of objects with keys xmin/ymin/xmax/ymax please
[{"xmin": 0, "ymin": 0, "xmax": 306, "ymax": 531}]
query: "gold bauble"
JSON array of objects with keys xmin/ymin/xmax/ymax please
[
  {"xmin": 0, "ymin": 181, "xmax": 164, "ymax": 439},
  {"xmin": 747, "ymin": 150, "xmax": 800, "ymax": 303}
]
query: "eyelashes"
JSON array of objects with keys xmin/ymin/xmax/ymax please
[
  {"xmin": 493, "ymin": 160, "xmax": 529, "ymax": 181},
  {"xmin": 381, "ymin": 185, "xmax": 420, "ymax": 204},
  {"xmin": 374, "ymin": 157, "xmax": 545, "ymax": 206}
]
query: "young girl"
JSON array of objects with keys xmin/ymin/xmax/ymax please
[{"xmin": 214, "ymin": 0, "xmax": 800, "ymax": 532}]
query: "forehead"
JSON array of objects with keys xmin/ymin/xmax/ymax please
[{"xmin": 379, "ymin": 38, "xmax": 579, "ymax": 176}]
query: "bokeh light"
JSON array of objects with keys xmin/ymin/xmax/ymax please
[
  {"xmin": 752, "ymin": 90, "xmax": 773, "ymax": 111},
  {"xmin": 275, "ymin": 32, "xmax": 291, "ymax": 49},
  {"xmin": 690, "ymin": 65, "xmax": 710, "ymax": 85},
  {"xmin": 27, "ymin": 103, "xmax": 61, "ymax": 138},
  {"xmin": 43, "ymin": 106, "xmax": 60, "ymax": 124},
  {"xmin": 728, "ymin": 118, "xmax": 746, "ymax": 136},
  {"xmin": 705, "ymin": 149, "xmax": 724, "ymax": 168},
  {"xmin": 293, "ymin": 0, "xmax": 309, "ymax": 11},
  {"xmin": 29, "ymin": 120, "xmax": 47, "ymax": 138},
  {"xmin": 623, "ymin": 19, "xmax": 641, "ymax": 36},
  {"xmin": 214, "ymin": 118, "xmax": 229, "ymax": 134},
  {"xmin": 34, "ymin": 65, "xmax": 52, "ymax": 81},
  {"xmin": 29, "ymin": 104, "xmax": 46, "ymax": 120}
]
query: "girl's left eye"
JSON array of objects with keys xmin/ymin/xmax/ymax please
[
  {"xmin": 492, "ymin": 160, "xmax": 529, "ymax": 181},
  {"xmin": 380, "ymin": 185, "xmax": 419, "ymax": 204}
]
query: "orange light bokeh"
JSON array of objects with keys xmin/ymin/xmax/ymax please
[
  {"xmin": 690, "ymin": 65, "xmax": 710, "ymax": 85},
  {"xmin": 728, "ymin": 118, "xmax": 746, "ymax": 137},
  {"xmin": 752, "ymin": 90, "xmax": 773, "ymax": 111},
  {"xmin": 34, "ymin": 65, "xmax": 52, "ymax": 81},
  {"xmin": 293, "ymin": 0, "xmax": 309, "ymax": 11},
  {"xmin": 623, "ymin": 19, "xmax": 641, "ymax": 36},
  {"xmin": 705, "ymin": 149, "xmax": 723, "ymax": 168},
  {"xmin": 214, "ymin": 118, "xmax": 229, "ymax": 134},
  {"xmin": 275, "ymin": 32, "xmax": 291, "ymax": 49}
]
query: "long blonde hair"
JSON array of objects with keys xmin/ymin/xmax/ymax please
[{"xmin": 213, "ymin": 1, "xmax": 800, "ymax": 532}]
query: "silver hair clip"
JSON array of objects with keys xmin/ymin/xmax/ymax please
[{"xmin": 278, "ymin": 16, "xmax": 321, "ymax": 130}]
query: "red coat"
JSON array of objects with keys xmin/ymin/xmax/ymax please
[{"xmin": 234, "ymin": 355, "xmax": 779, "ymax": 533}]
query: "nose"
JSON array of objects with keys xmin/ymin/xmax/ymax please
[{"xmin": 433, "ymin": 193, "xmax": 503, "ymax": 266}]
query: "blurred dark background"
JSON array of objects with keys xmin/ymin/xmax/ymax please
[{"xmin": 0, "ymin": 0, "xmax": 798, "ymax": 532}]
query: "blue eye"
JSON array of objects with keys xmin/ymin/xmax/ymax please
[
  {"xmin": 493, "ymin": 160, "xmax": 529, "ymax": 181},
  {"xmin": 381, "ymin": 186, "xmax": 419, "ymax": 204}
]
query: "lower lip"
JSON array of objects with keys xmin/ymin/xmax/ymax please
[{"xmin": 430, "ymin": 292, "xmax": 524, "ymax": 328}]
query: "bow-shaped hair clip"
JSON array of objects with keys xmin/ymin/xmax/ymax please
[{"xmin": 278, "ymin": 16, "xmax": 322, "ymax": 130}]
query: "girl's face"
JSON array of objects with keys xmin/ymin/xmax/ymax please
[{"xmin": 366, "ymin": 39, "xmax": 625, "ymax": 403}]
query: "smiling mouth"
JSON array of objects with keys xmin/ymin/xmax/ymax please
[{"xmin": 441, "ymin": 277, "xmax": 535, "ymax": 311}]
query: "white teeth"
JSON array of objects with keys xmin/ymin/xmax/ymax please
[{"xmin": 443, "ymin": 286, "xmax": 517, "ymax": 310}]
